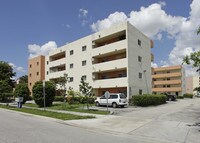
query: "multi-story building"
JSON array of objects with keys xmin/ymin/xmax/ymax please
[
  {"xmin": 185, "ymin": 76, "xmax": 200, "ymax": 94},
  {"xmin": 44, "ymin": 22, "xmax": 153, "ymax": 99},
  {"xmin": 152, "ymin": 65, "xmax": 186, "ymax": 96},
  {"xmin": 28, "ymin": 55, "xmax": 45, "ymax": 95}
]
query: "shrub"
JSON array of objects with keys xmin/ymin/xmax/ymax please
[
  {"xmin": 183, "ymin": 93, "xmax": 193, "ymax": 98},
  {"xmin": 177, "ymin": 96, "xmax": 184, "ymax": 99},
  {"xmin": 14, "ymin": 83, "xmax": 30, "ymax": 104},
  {"xmin": 130, "ymin": 94, "xmax": 166, "ymax": 107},
  {"xmin": 54, "ymin": 96, "xmax": 64, "ymax": 102},
  {"xmin": 32, "ymin": 81, "xmax": 56, "ymax": 107},
  {"xmin": 0, "ymin": 80, "xmax": 13, "ymax": 102}
]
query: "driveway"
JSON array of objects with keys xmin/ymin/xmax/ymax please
[{"xmin": 65, "ymin": 98, "xmax": 200, "ymax": 143}]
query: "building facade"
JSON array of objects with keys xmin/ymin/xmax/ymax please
[
  {"xmin": 28, "ymin": 55, "xmax": 45, "ymax": 95},
  {"xmin": 185, "ymin": 76, "xmax": 200, "ymax": 94},
  {"xmin": 152, "ymin": 65, "xmax": 186, "ymax": 96},
  {"xmin": 43, "ymin": 22, "xmax": 153, "ymax": 99}
]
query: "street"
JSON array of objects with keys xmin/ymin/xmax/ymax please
[{"xmin": 0, "ymin": 98, "xmax": 200, "ymax": 143}]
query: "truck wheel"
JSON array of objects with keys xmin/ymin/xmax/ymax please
[
  {"xmin": 95, "ymin": 102, "xmax": 100, "ymax": 107},
  {"xmin": 112, "ymin": 102, "xmax": 117, "ymax": 108}
]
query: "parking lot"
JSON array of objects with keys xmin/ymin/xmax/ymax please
[{"xmin": 65, "ymin": 98, "xmax": 200, "ymax": 143}]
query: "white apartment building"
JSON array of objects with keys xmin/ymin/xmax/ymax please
[{"xmin": 45, "ymin": 22, "xmax": 153, "ymax": 99}]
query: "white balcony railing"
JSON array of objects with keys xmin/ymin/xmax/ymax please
[
  {"xmin": 93, "ymin": 58, "xmax": 127, "ymax": 72},
  {"xmin": 48, "ymin": 70, "xmax": 66, "ymax": 80},
  {"xmin": 92, "ymin": 40, "xmax": 127, "ymax": 57},
  {"xmin": 92, "ymin": 77, "xmax": 128, "ymax": 88},
  {"xmin": 48, "ymin": 58, "xmax": 66, "ymax": 68}
]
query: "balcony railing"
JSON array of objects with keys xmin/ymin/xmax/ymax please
[
  {"xmin": 92, "ymin": 40, "xmax": 127, "ymax": 57},
  {"xmin": 152, "ymin": 87, "xmax": 182, "ymax": 92},
  {"xmin": 93, "ymin": 58, "xmax": 127, "ymax": 73},
  {"xmin": 153, "ymin": 80, "xmax": 182, "ymax": 85},
  {"xmin": 92, "ymin": 77, "xmax": 128, "ymax": 88},
  {"xmin": 152, "ymin": 72, "xmax": 182, "ymax": 79},
  {"xmin": 48, "ymin": 58, "xmax": 66, "ymax": 68}
]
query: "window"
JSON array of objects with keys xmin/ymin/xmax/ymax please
[
  {"xmin": 82, "ymin": 45, "xmax": 86, "ymax": 51},
  {"xmin": 139, "ymin": 89, "xmax": 142, "ymax": 95},
  {"xmin": 138, "ymin": 39, "xmax": 141, "ymax": 46},
  {"xmin": 29, "ymin": 73, "xmax": 31, "ymax": 77},
  {"xmin": 37, "ymin": 72, "xmax": 39, "ymax": 76},
  {"xmin": 167, "ymin": 78, "xmax": 170, "ymax": 80},
  {"xmin": 82, "ymin": 75, "xmax": 87, "ymax": 81},
  {"xmin": 118, "ymin": 73, "xmax": 123, "ymax": 77},
  {"xmin": 46, "ymin": 71, "xmax": 48, "ymax": 75},
  {"xmin": 167, "ymin": 71, "xmax": 170, "ymax": 73},
  {"xmin": 29, "ymin": 83, "xmax": 32, "ymax": 86},
  {"xmin": 70, "ymin": 50, "xmax": 73, "ymax": 55},
  {"xmin": 70, "ymin": 63, "xmax": 74, "ymax": 69},
  {"xmin": 138, "ymin": 56, "xmax": 142, "ymax": 62},
  {"xmin": 110, "ymin": 95, "xmax": 118, "ymax": 99},
  {"xmin": 37, "ymin": 62, "xmax": 39, "ymax": 65},
  {"xmin": 102, "ymin": 75, "xmax": 108, "ymax": 79},
  {"xmin": 139, "ymin": 72, "xmax": 142, "ymax": 79},
  {"xmin": 82, "ymin": 60, "xmax": 86, "ymax": 66},
  {"xmin": 167, "ymin": 85, "xmax": 170, "ymax": 87},
  {"xmin": 69, "ymin": 77, "xmax": 74, "ymax": 82},
  {"xmin": 163, "ymin": 85, "xmax": 166, "ymax": 87},
  {"xmin": 47, "ymin": 61, "xmax": 49, "ymax": 65},
  {"xmin": 30, "ymin": 64, "xmax": 32, "ymax": 68}
]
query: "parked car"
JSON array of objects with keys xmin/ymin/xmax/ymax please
[
  {"xmin": 95, "ymin": 93, "xmax": 128, "ymax": 108},
  {"xmin": 195, "ymin": 92, "xmax": 200, "ymax": 98},
  {"xmin": 162, "ymin": 93, "xmax": 177, "ymax": 101}
]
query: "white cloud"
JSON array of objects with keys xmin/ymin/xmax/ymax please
[
  {"xmin": 78, "ymin": 8, "xmax": 89, "ymax": 26},
  {"xmin": 65, "ymin": 24, "xmax": 71, "ymax": 28},
  {"xmin": 151, "ymin": 62, "xmax": 158, "ymax": 68},
  {"xmin": 28, "ymin": 41, "xmax": 57, "ymax": 59},
  {"xmin": 9, "ymin": 63, "xmax": 25, "ymax": 73},
  {"xmin": 90, "ymin": 0, "xmax": 200, "ymax": 76}
]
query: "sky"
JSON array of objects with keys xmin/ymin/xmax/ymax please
[{"xmin": 0, "ymin": 0, "xmax": 200, "ymax": 79}]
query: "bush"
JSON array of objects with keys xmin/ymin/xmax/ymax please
[
  {"xmin": 177, "ymin": 96, "xmax": 184, "ymax": 99},
  {"xmin": 54, "ymin": 96, "xmax": 64, "ymax": 102},
  {"xmin": 183, "ymin": 93, "xmax": 193, "ymax": 98},
  {"xmin": 130, "ymin": 94, "xmax": 166, "ymax": 107},
  {"xmin": 32, "ymin": 81, "xmax": 56, "ymax": 107},
  {"xmin": 14, "ymin": 83, "xmax": 30, "ymax": 104}
]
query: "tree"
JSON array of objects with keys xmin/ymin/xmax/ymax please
[
  {"xmin": 197, "ymin": 26, "xmax": 200, "ymax": 35},
  {"xmin": 54, "ymin": 73, "xmax": 68, "ymax": 96},
  {"xmin": 14, "ymin": 83, "xmax": 30, "ymax": 104},
  {"xmin": 0, "ymin": 61, "xmax": 16, "ymax": 87},
  {"xmin": 183, "ymin": 51, "xmax": 200, "ymax": 72},
  {"xmin": 19, "ymin": 75, "xmax": 28, "ymax": 84},
  {"xmin": 0, "ymin": 80, "xmax": 13, "ymax": 102},
  {"xmin": 32, "ymin": 81, "xmax": 56, "ymax": 107},
  {"xmin": 79, "ymin": 77, "xmax": 93, "ymax": 110}
]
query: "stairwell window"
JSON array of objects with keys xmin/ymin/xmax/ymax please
[
  {"xmin": 138, "ymin": 56, "xmax": 142, "ymax": 62},
  {"xmin": 139, "ymin": 72, "xmax": 142, "ymax": 79},
  {"xmin": 69, "ymin": 77, "xmax": 74, "ymax": 82},
  {"xmin": 70, "ymin": 50, "xmax": 74, "ymax": 55},
  {"xmin": 139, "ymin": 89, "xmax": 142, "ymax": 95},
  {"xmin": 70, "ymin": 63, "xmax": 74, "ymax": 69},
  {"xmin": 82, "ymin": 60, "xmax": 86, "ymax": 66},
  {"xmin": 82, "ymin": 45, "xmax": 86, "ymax": 51},
  {"xmin": 138, "ymin": 39, "xmax": 141, "ymax": 46},
  {"xmin": 82, "ymin": 75, "xmax": 87, "ymax": 81}
]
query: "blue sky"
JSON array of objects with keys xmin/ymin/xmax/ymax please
[{"xmin": 0, "ymin": 0, "xmax": 199, "ymax": 78}]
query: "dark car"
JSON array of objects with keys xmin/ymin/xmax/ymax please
[{"xmin": 162, "ymin": 93, "xmax": 177, "ymax": 101}]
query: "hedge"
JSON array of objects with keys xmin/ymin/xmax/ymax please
[
  {"xmin": 130, "ymin": 94, "xmax": 166, "ymax": 107},
  {"xmin": 183, "ymin": 93, "xmax": 193, "ymax": 98},
  {"xmin": 54, "ymin": 96, "xmax": 64, "ymax": 102},
  {"xmin": 177, "ymin": 96, "xmax": 184, "ymax": 99}
]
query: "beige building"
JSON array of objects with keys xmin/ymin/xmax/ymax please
[
  {"xmin": 44, "ymin": 22, "xmax": 153, "ymax": 99},
  {"xmin": 185, "ymin": 76, "xmax": 200, "ymax": 94},
  {"xmin": 28, "ymin": 55, "xmax": 45, "ymax": 95},
  {"xmin": 152, "ymin": 65, "xmax": 186, "ymax": 96}
]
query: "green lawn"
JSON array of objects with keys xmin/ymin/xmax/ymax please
[
  {"xmin": 0, "ymin": 104, "xmax": 95, "ymax": 120},
  {"xmin": 24, "ymin": 103, "xmax": 109, "ymax": 115}
]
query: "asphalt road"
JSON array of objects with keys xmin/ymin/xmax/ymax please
[{"xmin": 0, "ymin": 108, "xmax": 146, "ymax": 143}]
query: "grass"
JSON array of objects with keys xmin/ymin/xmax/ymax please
[
  {"xmin": 0, "ymin": 104, "xmax": 95, "ymax": 120},
  {"xmin": 24, "ymin": 103, "xmax": 109, "ymax": 115}
]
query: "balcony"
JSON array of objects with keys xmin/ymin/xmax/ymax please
[
  {"xmin": 152, "ymin": 72, "xmax": 182, "ymax": 79},
  {"xmin": 48, "ymin": 70, "xmax": 66, "ymax": 80},
  {"xmin": 152, "ymin": 87, "xmax": 182, "ymax": 92},
  {"xmin": 48, "ymin": 58, "xmax": 66, "ymax": 68},
  {"xmin": 93, "ymin": 58, "xmax": 127, "ymax": 72},
  {"xmin": 153, "ymin": 80, "xmax": 182, "ymax": 85},
  {"xmin": 153, "ymin": 65, "xmax": 182, "ymax": 72},
  {"xmin": 92, "ymin": 40, "xmax": 127, "ymax": 57},
  {"xmin": 92, "ymin": 77, "xmax": 128, "ymax": 88}
]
